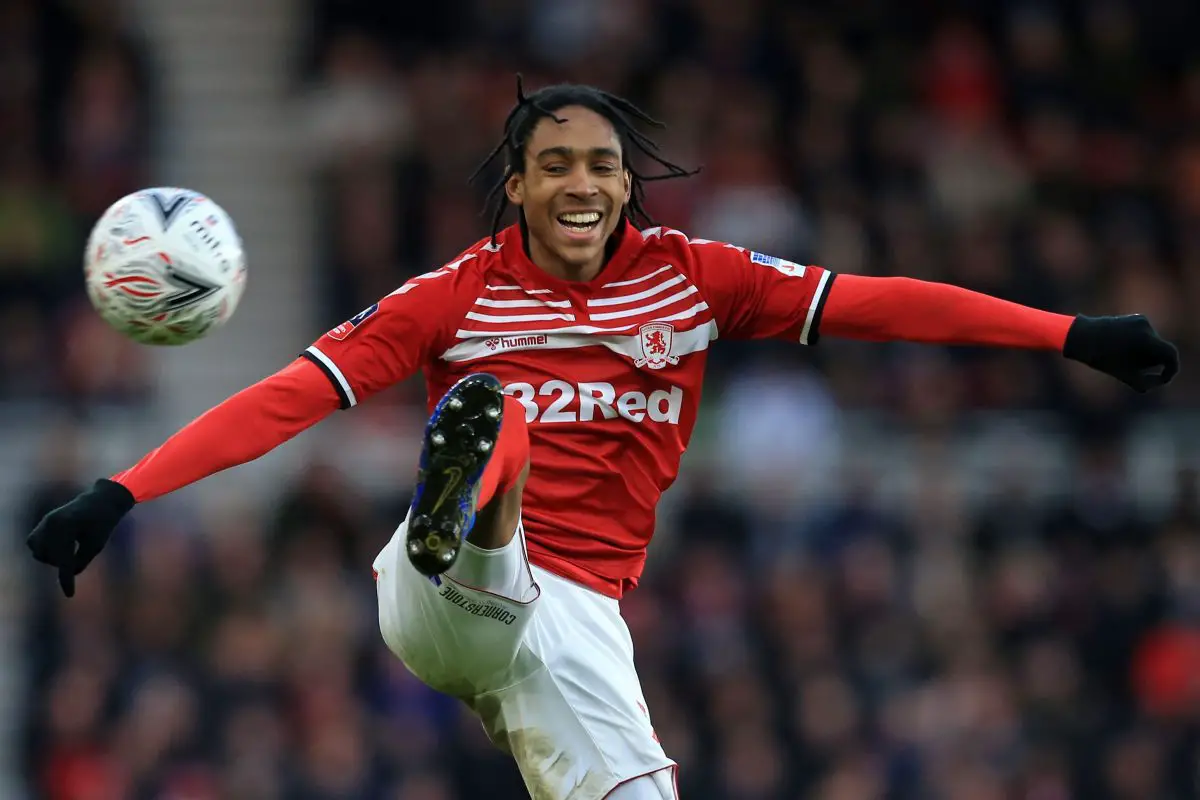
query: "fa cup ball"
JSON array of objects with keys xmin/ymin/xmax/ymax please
[{"xmin": 83, "ymin": 187, "xmax": 247, "ymax": 345}]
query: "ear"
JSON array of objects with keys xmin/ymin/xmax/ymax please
[
  {"xmin": 505, "ymin": 170, "xmax": 524, "ymax": 207},
  {"xmin": 622, "ymin": 169, "xmax": 632, "ymax": 205}
]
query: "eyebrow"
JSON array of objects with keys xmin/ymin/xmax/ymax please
[{"xmin": 534, "ymin": 146, "xmax": 622, "ymax": 161}]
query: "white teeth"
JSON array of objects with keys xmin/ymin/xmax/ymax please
[{"xmin": 558, "ymin": 212, "xmax": 601, "ymax": 225}]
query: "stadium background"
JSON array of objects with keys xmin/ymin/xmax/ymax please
[{"xmin": 2, "ymin": 0, "xmax": 1200, "ymax": 797}]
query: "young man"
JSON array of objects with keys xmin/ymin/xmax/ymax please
[{"xmin": 29, "ymin": 80, "xmax": 1178, "ymax": 800}]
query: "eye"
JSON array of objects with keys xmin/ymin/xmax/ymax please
[
  {"xmin": 593, "ymin": 163, "xmax": 618, "ymax": 175},
  {"xmin": 543, "ymin": 164, "xmax": 568, "ymax": 175}
]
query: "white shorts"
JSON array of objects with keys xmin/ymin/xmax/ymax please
[{"xmin": 373, "ymin": 515, "xmax": 677, "ymax": 800}]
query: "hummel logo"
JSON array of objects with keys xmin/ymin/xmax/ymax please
[{"xmin": 484, "ymin": 334, "xmax": 548, "ymax": 353}]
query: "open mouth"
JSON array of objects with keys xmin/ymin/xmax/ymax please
[{"xmin": 556, "ymin": 211, "xmax": 603, "ymax": 235}]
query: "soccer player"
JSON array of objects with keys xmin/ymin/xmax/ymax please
[{"xmin": 28, "ymin": 80, "xmax": 1178, "ymax": 800}]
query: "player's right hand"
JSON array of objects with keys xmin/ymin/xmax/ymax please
[{"xmin": 27, "ymin": 479, "xmax": 135, "ymax": 598}]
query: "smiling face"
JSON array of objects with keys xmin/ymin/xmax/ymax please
[{"xmin": 505, "ymin": 105, "xmax": 633, "ymax": 282}]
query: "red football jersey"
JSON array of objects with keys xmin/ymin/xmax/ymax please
[{"xmin": 303, "ymin": 223, "xmax": 835, "ymax": 597}]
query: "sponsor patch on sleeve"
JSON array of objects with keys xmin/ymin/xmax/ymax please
[
  {"xmin": 750, "ymin": 251, "xmax": 806, "ymax": 277},
  {"xmin": 326, "ymin": 302, "xmax": 379, "ymax": 341}
]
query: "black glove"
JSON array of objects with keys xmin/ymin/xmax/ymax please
[
  {"xmin": 27, "ymin": 478, "xmax": 135, "ymax": 597},
  {"xmin": 1063, "ymin": 314, "xmax": 1179, "ymax": 392}
]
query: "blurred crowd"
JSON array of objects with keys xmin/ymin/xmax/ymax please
[
  {"xmin": 0, "ymin": 0, "xmax": 155, "ymax": 408},
  {"xmin": 12, "ymin": 0, "xmax": 1200, "ymax": 798}
]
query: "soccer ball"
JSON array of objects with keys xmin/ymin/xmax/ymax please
[{"xmin": 84, "ymin": 187, "xmax": 247, "ymax": 346}]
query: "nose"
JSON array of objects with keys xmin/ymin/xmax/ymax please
[{"xmin": 563, "ymin": 164, "xmax": 598, "ymax": 198}]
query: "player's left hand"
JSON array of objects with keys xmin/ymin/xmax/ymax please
[{"xmin": 1063, "ymin": 314, "xmax": 1179, "ymax": 392}]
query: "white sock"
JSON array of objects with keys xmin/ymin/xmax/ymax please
[
  {"xmin": 606, "ymin": 768, "xmax": 677, "ymax": 800},
  {"xmin": 446, "ymin": 522, "xmax": 537, "ymax": 603}
]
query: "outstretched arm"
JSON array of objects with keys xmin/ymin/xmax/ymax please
[
  {"xmin": 685, "ymin": 236, "xmax": 1176, "ymax": 392},
  {"xmin": 821, "ymin": 274, "xmax": 1072, "ymax": 349},
  {"xmin": 113, "ymin": 358, "xmax": 338, "ymax": 502},
  {"xmin": 821, "ymin": 274, "xmax": 1178, "ymax": 392},
  {"xmin": 27, "ymin": 357, "xmax": 340, "ymax": 597}
]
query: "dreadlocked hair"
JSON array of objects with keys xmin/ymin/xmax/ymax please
[{"xmin": 469, "ymin": 75, "xmax": 700, "ymax": 244}]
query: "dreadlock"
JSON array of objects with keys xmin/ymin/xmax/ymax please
[{"xmin": 469, "ymin": 75, "xmax": 700, "ymax": 244}]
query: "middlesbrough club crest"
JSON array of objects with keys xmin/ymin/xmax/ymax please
[{"xmin": 635, "ymin": 322, "xmax": 679, "ymax": 369}]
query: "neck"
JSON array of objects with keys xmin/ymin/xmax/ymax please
[
  {"xmin": 522, "ymin": 219, "xmax": 623, "ymax": 283},
  {"xmin": 527, "ymin": 240, "xmax": 606, "ymax": 282}
]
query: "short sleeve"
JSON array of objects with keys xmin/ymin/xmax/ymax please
[
  {"xmin": 688, "ymin": 240, "xmax": 836, "ymax": 344},
  {"xmin": 301, "ymin": 258, "xmax": 481, "ymax": 409}
]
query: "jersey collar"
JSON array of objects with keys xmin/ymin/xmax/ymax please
[{"xmin": 498, "ymin": 218, "xmax": 645, "ymax": 293}]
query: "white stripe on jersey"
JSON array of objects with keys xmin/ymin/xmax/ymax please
[
  {"xmin": 474, "ymin": 297, "xmax": 572, "ymax": 309},
  {"xmin": 485, "ymin": 284, "xmax": 553, "ymax": 294},
  {"xmin": 305, "ymin": 345, "xmax": 358, "ymax": 407},
  {"xmin": 601, "ymin": 264, "xmax": 673, "ymax": 288},
  {"xmin": 655, "ymin": 301, "xmax": 711, "ymax": 324},
  {"xmin": 441, "ymin": 319, "xmax": 718, "ymax": 363},
  {"xmin": 465, "ymin": 311, "xmax": 576, "ymax": 323},
  {"xmin": 588, "ymin": 286, "xmax": 699, "ymax": 321},
  {"xmin": 587, "ymin": 274, "xmax": 687, "ymax": 307},
  {"xmin": 799, "ymin": 270, "xmax": 832, "ymax": 345}
]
